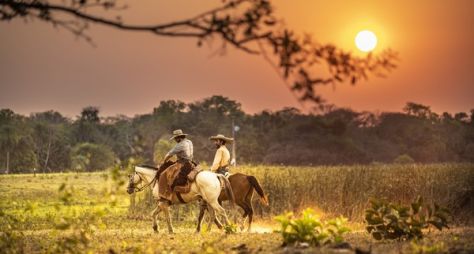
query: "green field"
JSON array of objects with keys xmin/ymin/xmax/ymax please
[{"xmin": 1, "ymin": 164, "xmax": 473, "ymax": 253}]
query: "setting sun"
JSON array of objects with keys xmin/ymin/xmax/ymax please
[{"xmin": 355, "ymin": 30, "xmax": 378, "ymax": 52}]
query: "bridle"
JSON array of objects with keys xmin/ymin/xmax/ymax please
[{"xmin": 129, "ymin": 172, "xmax": 157, "ymax": 193}]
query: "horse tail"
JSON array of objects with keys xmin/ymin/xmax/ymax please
[
  {"xmin": 218, "ymin": 175, "xmax": 235, "ymax": 208},
  {"xmin": 247, "ymin": 175, "xmax": 269, "ymax": 206}
]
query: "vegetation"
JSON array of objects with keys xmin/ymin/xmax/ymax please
[
  {"xmin": 71, "ymin": 142, "xmax": 115, "ymax": 172},
  {"xmin": 1, "ymin": 97, "xmax": 474, "ymax": 173},
  {"xmin": 0, "ymin": 163, "xmax": 473, "ymax": 253},
  {"xmin": 234, "ymin": 163, "xmax": 473, "ymax": 224},
  {"xmin": 365, "ymin": 196, "xmax": 450, "ymax": 241},
  {"xmin": 275, "ymin": 208, "xmax": 350, "ymax": 246}
]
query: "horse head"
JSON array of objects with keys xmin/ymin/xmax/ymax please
[{"xmin": 127, "ymin": 172, "xmax": 142, "ymax": 194}]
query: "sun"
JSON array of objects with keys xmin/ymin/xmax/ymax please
[{"xmin": 355, "ymin": 30, "xmax": 378, "ymax": 52}]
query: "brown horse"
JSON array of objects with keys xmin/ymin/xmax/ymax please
[{"xmin": 196, "ymin": 172, "xmax": 268, "ymax": 232}]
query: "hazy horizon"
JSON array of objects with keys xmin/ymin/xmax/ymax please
[{"xmin": 2, "ymin": 94, "xmax": 472, "ymax": 120}]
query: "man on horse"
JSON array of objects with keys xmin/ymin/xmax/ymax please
[
  {"xmin": 209, "ymin": 134, "xmax": 233, "ymax": 176},
  {"xmin": 161, "ymin": 129, "xmax": 195, "ymax": 195}
]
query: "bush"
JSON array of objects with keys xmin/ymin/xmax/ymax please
[
  {"xmin": 393, "ymin": 154, "xmax": 415, "ymax": 164},
  {"xmin": 365, "ymin": 196, "xmax": 450, "ymax": 241},
  {"xmin": 275, "ymin": 208, "xmax": 350, "ymax": 247},
  {"xmin": 71, "ymin": 143, "xmax": 115, "ymax": 171}
]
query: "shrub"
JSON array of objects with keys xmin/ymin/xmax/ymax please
[
  {"xmin": 223, "ymin": 223, "xmax": 238, "ymax": 234},
  {"xmin": 275, "ymin": 208, "xmax": 350, "ymax": 246},
  {"xmin": 71, "ymin": 143, "xmax": 115, "ymax": 171},
  {"xmin": 365, "ymin": 196, "xmax": 450, "ymax": 241},
  {"xmin": 393, "ymin": 154, "xmax": 415, "ymax": 164}
]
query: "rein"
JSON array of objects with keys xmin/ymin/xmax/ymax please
[{"xmin": 132, "ymin": 172, "xmax": 157, "ymax": 192}]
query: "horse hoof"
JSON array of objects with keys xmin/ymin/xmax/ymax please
[{"xmin": 153, "ymin": 225, "xmax": 158, "ymax": 232}]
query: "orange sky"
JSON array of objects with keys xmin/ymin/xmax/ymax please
[{"xmin": 0, "ymin": 0, "xmax": 473, "ymax": 117}]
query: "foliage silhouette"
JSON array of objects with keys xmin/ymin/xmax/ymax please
[{"xmin": 0, "ymin": 0, "xmax": 398, "ymax": 109}]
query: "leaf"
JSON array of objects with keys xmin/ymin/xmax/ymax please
[
  {"xmin": 411, "ymin": 201, "xmax": 421, "ymax": 215},
  {"xmin": 372, "ymin": 232, "xmax": 383, "ymax": 240}
]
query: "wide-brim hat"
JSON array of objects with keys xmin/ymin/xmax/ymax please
[
  {"xmin": 210, "ymin": 134, "xmax": 234, "ymax": 143},
  {"xmin": 170, "ymin": 129, "xmax": 188, "ymax": 140}
]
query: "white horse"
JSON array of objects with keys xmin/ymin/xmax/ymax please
[{"xmin": 127, "ymin": 165, "xmax": 235, "ymax": 233}]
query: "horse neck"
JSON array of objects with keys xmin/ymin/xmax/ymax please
[{"xmin": 136, "ymin": 167, "xmax": 157, "ymax": 183}]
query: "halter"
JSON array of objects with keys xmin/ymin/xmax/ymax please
[{"xmin": 130, "ymin": 172, "xmax": 157, "ymax": 192}]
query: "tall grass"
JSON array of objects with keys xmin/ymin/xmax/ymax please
[{"xmin": 234, "ymin": 163, "xmax": 474, "ymax": 223}]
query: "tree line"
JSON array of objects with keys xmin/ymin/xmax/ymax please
[{"xmin": 1, "ymin": 96, "xmax": 473, "ymax": 173}]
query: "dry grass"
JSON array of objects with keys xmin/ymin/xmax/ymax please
[{"xmin": 233, "ymin": 163, "xmax": 474, "ymax": 223}]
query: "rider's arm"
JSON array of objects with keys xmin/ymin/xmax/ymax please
[
  {"xmin": 163, "ymin": 143, "xmax": 184, "ymax": 162},
  {"xmin": 210, "ymin": 148, "xmax": 222, "ymax": 172},
  {"xmin": 163, "ymin": 153, "xmax": 173, "ymax": 163}
]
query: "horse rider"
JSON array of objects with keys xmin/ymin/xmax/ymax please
[
  {"xmin": 209, "ymin": 134, "xmax": 233, "ymax": 176},
  {"xmin": 162, "ymin": 129, "xmax": 194, "ymax": 193}
]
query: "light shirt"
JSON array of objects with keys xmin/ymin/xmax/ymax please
[
  {"xmin": 166, "ymin": 138, "xmax": 193, "ymax": 161},
  {"xmin": 210, "ymin": 145, "xmax": 230, "ymax": 171}
]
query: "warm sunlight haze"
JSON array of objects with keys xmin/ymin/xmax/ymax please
[
  {"xmin": 1, "ymin": 1, "xmax": 473, "ymax": 253},
  {"xmin": 355, "ymin": 30, "xmax": 378, "ymax": 52}
]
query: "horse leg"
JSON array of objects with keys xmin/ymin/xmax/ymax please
[
  {"xmin": 208, "ymin": 201, "xmax": 230, "ymax": 228},
  {"xmin": 239, "ymin": 203, "xmax": 250, "ymax": 231},
  {"xmin": 196, "ymin": 201, "xmax": 207, "ymax": 233},
  {"xmin": 159, "ymin": 201, "xmax": 174, "ymax": 234},
  {"xmin": 243, "ymin": 185, "xmax": 256, "ymax": 232},
  {"xmin": 151, "ymin": 202, "xmax": 162, "ymax": 232},
  {"xmin": 246, "ymin": 199, "xmax": 254, "ymax": 232},
  {"xmin": 215, "ymin": 200, "xmax": 225, "ymax": 228},
  {"xmin": 206, "ymin": 205, "xmax": 222, "ymax": 230}
]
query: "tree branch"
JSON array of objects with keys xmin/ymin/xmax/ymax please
[{"xmin": 0, "ymin": 0, "xmax": 399, "ymax": 111}]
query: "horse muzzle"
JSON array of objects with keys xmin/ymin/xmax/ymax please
[{"xmin": 127, "ymin": 188, "xmax": 135, "ymax": 194}]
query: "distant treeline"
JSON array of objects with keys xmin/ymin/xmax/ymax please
[{"xmin": 1, "ymin": 96, "xmax": 473, "ymax": 173}]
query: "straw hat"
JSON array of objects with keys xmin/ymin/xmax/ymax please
[
  {"xmin": 210, "ymin": 134, "xmax": 234, "ymax": 143},
  {"xmin": 169, "ymin": 129, "xmax": 188, "ymax": 140}
]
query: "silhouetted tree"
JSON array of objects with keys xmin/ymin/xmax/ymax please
[
  {"xmin": 73, "ymin": 106, "xmax": 103, "ymax": 143},
  {"xmin": 2, "ymin": 98, "xmax": 473, "ymax": 172},
  {"xmin": 80, "ymin": 106, "xmax": 100, "ymax": 123},
  {"xmin": 0, "ymin": 109, "xmax": 37, "ymax": 173},
  {"xmin": 30, "ymin": 111, "xmax": 71, "ymax": 172}
]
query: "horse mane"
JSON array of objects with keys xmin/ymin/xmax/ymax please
[
  {"xmin": 136, "ymin": 161, "xmax": 175, "ymax": 179},
  {"xmin": 138, "ymin": 164, "xmax": 159, "ymax": 170}
]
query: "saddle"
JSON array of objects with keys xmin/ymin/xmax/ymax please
[
  {"xmin": 216, "ymin": 166, "xmax": 230, "ymax": 177},
  {"xmin": 187, "ymin": 167, "xmax": 202, "ymax": 181},
  {"xmin": 168, "ymin": 167, "xmax": 202, "ymax": 193},
  {"xmin": 158, "ymin": 161, "xmax": 201, "ymax": 201}
]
